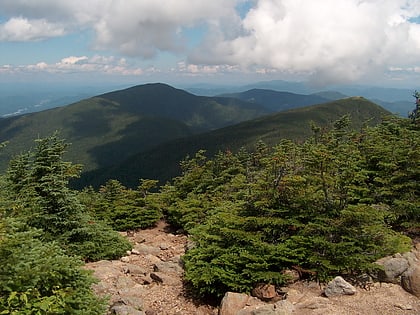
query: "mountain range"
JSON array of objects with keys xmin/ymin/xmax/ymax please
[{"xmin": 0, "ymin": 83, "xmax": 391, "ymax": 188}]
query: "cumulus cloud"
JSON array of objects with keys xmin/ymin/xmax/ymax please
[
  {"xmin": 0, "ymin": 17, "xmax": 65, "ymax": 41},
  {"xmin": 191, "ymin": 0, "xmax": 420, "ymax": 84}
]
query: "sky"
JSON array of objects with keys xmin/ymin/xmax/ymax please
[{"xmin": 1, "ymin": 0, "xmax": 420, "ymax": 88}]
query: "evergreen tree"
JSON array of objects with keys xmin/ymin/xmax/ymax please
[{"xmin": 5, "ymin": 133, "xmax": 131, "ymax": 261}]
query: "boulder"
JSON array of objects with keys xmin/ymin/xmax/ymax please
[
  {"xmin": 375, "ymin": 255, "xmax": 409, "ymax": 283},
  {"xmin": 402, "ymin": 266, "xmax": 420, "ymax": 298},
  {"xmin": 323, "ymin": 276, "xmax": 356, "ymax": 297},
  {"xmin": 219, "ymin": 292, "xmax": 251, "ymax": 315}
]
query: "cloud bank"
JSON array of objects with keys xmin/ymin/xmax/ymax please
[{"xmin": 1, "ymin": 0, "xmax": 420, "ymax": 83}]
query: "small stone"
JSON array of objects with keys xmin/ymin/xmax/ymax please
[
  {"xmin": 120, "ymin": 256, "xmax": 130, "ymax": 263},
  {"xmin": 159, "ymin": 243, "xmax": 170, "ymax": 250},
  {"xmin": 394, "ymin": 303, "xmax": 413, "ymax": 310}
]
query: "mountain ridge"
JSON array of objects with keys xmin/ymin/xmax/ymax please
[
  {"xmin": 0, "ymin": 83, "xmax": 269, "ymax": 174},
  {"xmin": 77, "ymin": 96, "xmax": 390, "ymax": 188}
]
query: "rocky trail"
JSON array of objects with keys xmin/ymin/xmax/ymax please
[{"xmin": 86, "ymin": 220, "xmax": 419, "ymax": 315}]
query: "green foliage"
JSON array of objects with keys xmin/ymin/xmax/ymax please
[
  {"xmin": 162, "ymin": 115, "xmax": 416, "ymax": 298},
  {"xmin": 0, "ymin": 219, "xmax": 106, "ymax": 314},
  {"xmin": 409, "ymin": 91, "xmax": 420, "ymax": 125},
  {"xmin": 80, "ymin": 179, "xmax": 162, "ymax": 231},
  {"xmin": 5, "ymin": 133, "xmax": 131, "ymax": 261}
]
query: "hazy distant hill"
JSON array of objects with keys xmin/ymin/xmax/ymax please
[
  {"xmin": 79, "ymin": 97, "xmax": 390, "ymax": 188},
  {"xmin": 0, "ymin": 83, "xmax": 269, "ymax": 173},
  {"xmin": 220, "ymin": 89, "xmax": 332, "ymax": 111},
  {"xmin": 184, "ymin": 80, "xmax": 414, "ymax": 116}
]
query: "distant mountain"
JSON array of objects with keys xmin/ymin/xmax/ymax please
[
  {"xmin": 311, "ymin": 91, "xmax": 348, "ymax": 100},
  {"xmin": 219, "ymin": 89, "xmax": 332, "ymax": 112},
  {"xmin": 78, "ymin": 97, "xmax": 390, "ymax": 188},
  {"xmin": 0, "ymin": 83, "xmax": 269, "ymax": 174},
  {"xmin": 184, "ymin": 80, "xmax": 415, "ymax": 116}
]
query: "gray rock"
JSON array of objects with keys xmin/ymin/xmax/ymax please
[
  {"xmin": 324, "ymin": 276, "xmax": 357, "ymax": 297},
  {"xmin": 375, "ymin": 256, "xmax": 409, "ymax": 283},
  {"xmin": 123, "ymin": 264, "xmax": 148, "ymax": 276}
]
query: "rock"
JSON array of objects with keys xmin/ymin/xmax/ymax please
[
  {"xmin": 115, "ymin": 275, "xmax": 139, "ymax": 291},
  {"xmin": 123, "ymin": 264, "xmax": 148, "ymax": 276},
  {"xmin": 120, "ymin": 256, "xmax": 130, "ymax": 263},
  {"xmin": 153, "ymin": 261, "xmax": 183, "ymax": 275},
  {"xmin": 131, "ymin": 249, "xmax": 141, "ymax": 255},
  {"xmin": 324, "ymin": 276, "xmax": 357, "ymax": 297},
  {"xmin": 133, "ymin": 244, "xmax": 161, "ymax": 256},
  {"xmin": 375, "ymin": 256, "xmax": 409, "ymax": 283},
  {"xmin": 219, "ymin": 292, "xmax": 250, "ymax": 315},
  {"xmin": 402, "ymin": 266, "xmax": 420, "ymax": 298},
  {"xmin": 150, "ymin": 272, "xmax": 180, "ymax": 285},
  {"xmin": 110, "ymin": 304, "xmax": 145, "ymax": 315},
  {"xmin": 251, "ymin": 284, "xmax": 278, "ymax": 301},
  {"xmin": 159, "ymin": 243, "xmax": 170, "ymax": 250},
  {"xmin": 234, "ymin": 300, "xmax": 294, "ymax": 315}
]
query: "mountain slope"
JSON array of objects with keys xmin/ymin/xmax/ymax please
[
  {"xmin": 79, "ymin": 97, "xmax": 390, "ymax": 188},
  {"xmin": 220, "ymin": 89, "xmax": 331, "ymax": 112},
  {"xmin": 0, "ymin": 83, "xmax": 269, "ymax": 173}
]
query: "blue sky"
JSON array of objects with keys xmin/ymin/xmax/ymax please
[{"xmin": 1, "ymin": 0, "xmax": 420, "ymax": 88}]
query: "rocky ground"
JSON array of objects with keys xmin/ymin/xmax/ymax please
[{"xmin": 85, "ymin": 220, "xmax": 419, "ymax": 315}]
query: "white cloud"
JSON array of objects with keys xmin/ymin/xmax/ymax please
[
  {"xmin": 0, "ymin": 17, "xmax": 65, "ymax": 41},
  {"xmin": 2, "ymin": 55, "xmax": 143, "ymax": 76},
  {"xmin": 191, "ymin": 0, "xmax": 420, "ymax": 85},
  {"xmin": 1, "ymin": 0, "xmax": 420, "ymax": 84},
  {"xmin": 60, "ymin": 56, "xmax": 88, "ymax": 65},
  {"xmin": 0, "ymin": 0, "xmax": 239, "ymax": 54}
]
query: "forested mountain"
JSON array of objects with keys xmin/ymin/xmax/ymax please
[
  {"xmin": 220, "ymin": 89, "xmax": 332, "ymax": 111},
  {"xmin": 79, "ymin": 97, "xmax": 390, "ymax": 188},
  {"xmin": 0, "ymin": 83, "xmax": 269, "ymax": 173}
]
